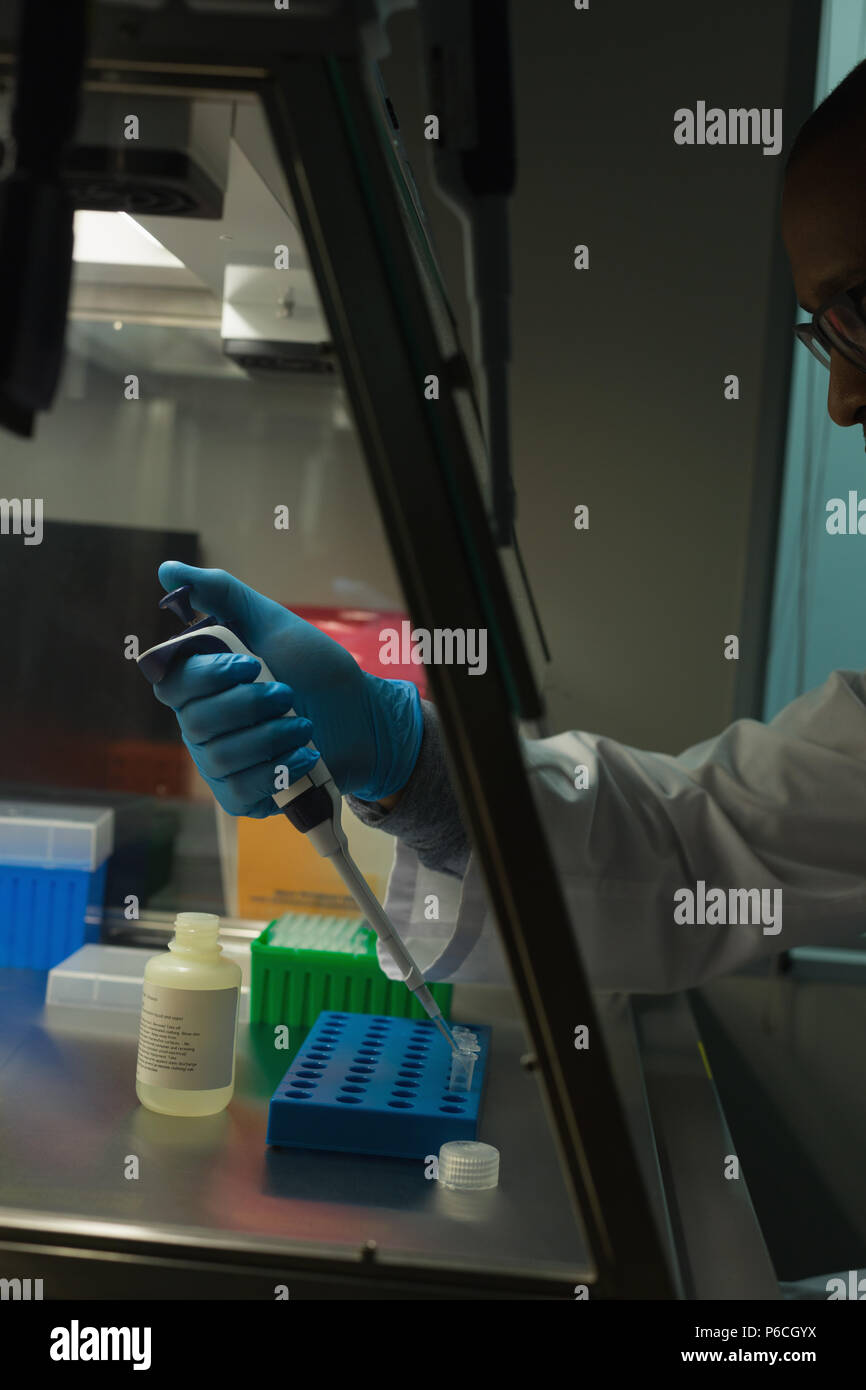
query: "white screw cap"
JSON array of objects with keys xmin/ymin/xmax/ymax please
[{"xmin": 438, "ymin": 1140, "xmax": 500, "ymax": 1190}]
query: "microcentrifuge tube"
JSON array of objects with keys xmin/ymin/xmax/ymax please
[{"xmin": 448, "ymin": 1029, "xmax": 480, "ymax": 1092}]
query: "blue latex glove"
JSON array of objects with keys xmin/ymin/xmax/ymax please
[{"xmin": 153, "ymin": 562, "xmax": 424, "ymax": 816}]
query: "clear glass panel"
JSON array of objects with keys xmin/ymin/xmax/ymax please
[
  {"xmin": 0, "ymin": 93, "xmax": 402, "ymax": 919},
  {"xmin": 0, "ymin": 64, "xmax": 606, "ymax": 1292}
]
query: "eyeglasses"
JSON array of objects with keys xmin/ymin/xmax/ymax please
[{"xmin": 794, "ymin": 279, "xmax": 866, "ymax": 373}]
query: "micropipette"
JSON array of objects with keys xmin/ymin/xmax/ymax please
[{"xmin": 137, "ymin": 585, "xmax": 460, "ymax": 1055}]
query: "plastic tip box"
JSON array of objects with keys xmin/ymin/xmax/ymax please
[
  {"xmin": 0, "ymin": 801, "xmax": 114, "ymax": 969},
  {"xmin": 267, "ymin": 1011, "xmax": 490, "ymax": 1159},
  {"xmin": 251, "ymin": 914, "xmax": 452, "ymax": 1027},
  {"xmin": 45, "ymin": 942, "xmax": 252, "ymax": 1021}
]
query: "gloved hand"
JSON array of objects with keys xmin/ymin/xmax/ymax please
[{"xmin": 153, "ymin": 561, "xmax": 424, "ymax": 817}]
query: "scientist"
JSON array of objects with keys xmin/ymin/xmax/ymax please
[{"xmin": 153, "ymin": 59, "xmax": 866, "ymax": 995}]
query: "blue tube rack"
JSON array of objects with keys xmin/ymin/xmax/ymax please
[{"xmin": 266, "ymin": 1011, "xmax": 490, "ymax": 1159}]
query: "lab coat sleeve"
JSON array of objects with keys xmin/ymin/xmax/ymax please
[{"xmin": 366, "ymin": 670, "xmax": 866, "ymax": 993}]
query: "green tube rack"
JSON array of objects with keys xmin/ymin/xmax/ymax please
[{"xmin": 250, "ymin": 914, "xmax": 452, "ymax": 1029}]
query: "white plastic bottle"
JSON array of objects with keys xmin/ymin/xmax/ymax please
[{"xmin": 136, "ymin": 912, "xmax": 242, "ymax": 1116}]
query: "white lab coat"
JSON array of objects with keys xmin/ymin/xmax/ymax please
[{"xmin": 375, "ymin": 669, "xmax": 866, "ymax": 993}]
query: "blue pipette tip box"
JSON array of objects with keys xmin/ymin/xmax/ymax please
[{"xmin": 266, "ymin": 1011, "xmax": 491, "ymax": 1159}]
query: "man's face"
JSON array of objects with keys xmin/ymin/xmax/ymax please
[{"xmin": 782, "ymin": 131, "xmax": 866, "ymax": 438}]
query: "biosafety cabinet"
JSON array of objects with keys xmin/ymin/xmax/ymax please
[{"xmin": 0, "ymin": 0, "xmax": 851, "ymax": 1300}]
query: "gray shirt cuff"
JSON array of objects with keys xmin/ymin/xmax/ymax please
[{"xmin": 346, "ymin": 698, "xmax": 470, "ymax": 877}]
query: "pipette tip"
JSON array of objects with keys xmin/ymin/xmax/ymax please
[{"xmin": 432, "ymin": 1013, "xmax": 461, "ymax": 1055}]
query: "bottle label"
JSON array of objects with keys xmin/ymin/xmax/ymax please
[{"xmin": 136, "ymin": 984, "xmax": 239, "ymax": 1090}]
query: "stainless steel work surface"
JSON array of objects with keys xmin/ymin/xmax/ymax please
[{"xmin": 0, "ymin": 967, "xmax": 590, "ymax": 1290}]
